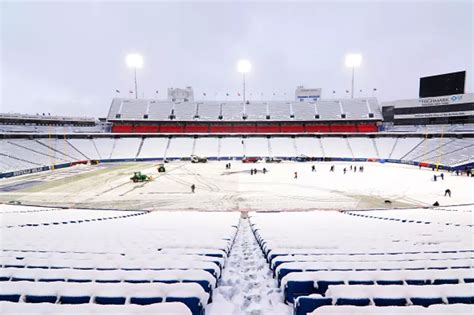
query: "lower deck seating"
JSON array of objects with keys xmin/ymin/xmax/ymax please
[
  {"xmin": 0, "ymin": 207, "xmax": 240, "ymax": 315},
  {"xmin": 0, "ymin": 300, "xmax": 192, "ymax": 314},
  {"xmin": 306, "ymin": 304, "xmax": 474, "ymax": 315},
  {"xmin": 0, "ymin": 281, "xmax": 208, "ymax": 315},
  {"xmin": 249, "ymin": 210, "xmax": 474, "ymax": 314}
]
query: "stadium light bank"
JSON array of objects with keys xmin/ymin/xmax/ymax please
[
  {"xmin": 237, "ymin": 59, "xmax": 252, "ymax": 103},
  {"xmin": 126, "ymin": 53, "xmax": 144, "ymax": 99},
  {"xmin": 345, "ymin": 53, "xmax": 362, "ymax": 99}
]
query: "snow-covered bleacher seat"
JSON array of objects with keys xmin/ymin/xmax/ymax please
[
  {"xmin": 166, "ymin": 138, "xmax": 194, "ymax": 158},
  {"xmin": 67, "ymin": 139, "xmax": 100, "ymax": 160},
  {"xmin": 292, "ymin": 103, "xmax": 317, "ymax": 120},
  {"xmin": 295, "ymin": 137, "xmax": 324, "ymax": 157},
  {"xmin": 320, "ymin": 137, "xmax": 352, "ymax": 157},
  {"xmin": 307, "ymin": 304, "xmax": 474, "ymax": 315},
  {"xmin": 420, "ymin": 139, "xmax": 474, "ymax": 166},
  {"xmin": 248, "ymin": 210, "xmax": 473, "ymax": 313},
  {"xmin": 270, "ymin": 137, "xmax": 297, "ymax": 157},
  {"xmin": 110, "ymin": 138, "xmax": 142, "ymax": 159},
  {"xmin": 245, "ymin": 137, "xmax": 269, "ymax": 157},
  {"xmin": 193, "ymin": 137, "xmax": 219, "ymax": 157},
  {"xmin": 348, "ymin": 138, "xmax": 378, "ymax": 158},
  {"xmin": 293, "ymin": 284, "xmax": 474, "ymax": 315},
  {"xmin": 195, "ymin": 102, "xmax": 220, "ymax": 120},
  {"xmin": 245, "ymin": 102, "xmax": 267, "ymax": 120},
  {"xmin": 0, "ymin": 301, "xmax": 193, "ymax": 314},
  {"xmin": 373, "ymin": 137, "xmax": 397, "ymax": 159},
  {"xmin": 389, "ymin": 137, "xmax": 423, "ymax": 160},
  {"xmin": 0, "ymin": 282, "xmax": 207, "ymax": 314},
  {"xmin": 92, "ymin": 138, "xmax": 115, "ymax": 160},
  {"xmin": 0, "ymin": 206, "xmax": 240, "ymax": 314},
  {"xmin": 268, "ymin": 102, "xmax": 291, "ymax": 120},
  {"xmin": 316, "ymin": 100, "xmax": 342, "ymax": 120},
  {"xmin": 174, "ymin": 103, "xmax": 198, "ymax": 121},
  {"xmin": 219, "ymin": 137, "xmax": 244, "ymax": 158},
  {"xmin": 120, "ymin": 100, "xmax": 148, "ymax": 120},
  {"xmin": 106, "ymin": 97, "xmax": 382, "ymax": 121},
  {"xmin": 147, "ymin": 101, "xmax": 174, "ymax": 120},
  {"xmin": 138, "ymin": 137, "xmax": 168, "ymax": 159},
  {"xmin": 221, "ymin": 102, "xmax": 244, "ymax": 120}
]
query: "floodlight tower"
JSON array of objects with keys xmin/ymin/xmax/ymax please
[
  {"xmin": 126, "ymin": 53, "xmax": 144, "ymax": 99},
  {"xmin": 345, "ymin": 53, "xmax": 362, "ymax": 99},
  {"xmin": 237, "ymin": 59, "xmax": 252, "ymax": 103}
]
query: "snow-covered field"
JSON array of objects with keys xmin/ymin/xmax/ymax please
[
  {"xmin": 0, "ymin": 161, "xmax": 472, "ymax": 210},
  {"xmin": 0, "ymin": 161, "xmax": 472, "ymax": 314}
]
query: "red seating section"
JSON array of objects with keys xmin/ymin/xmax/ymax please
[{"xmin": 112, "ymin": 122, "xmax": 379, "ymax": 133}]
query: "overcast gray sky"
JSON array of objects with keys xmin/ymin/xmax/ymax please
[{"xmin": 1, "ymin": 0, "xmax": 473, "ymax": 117}]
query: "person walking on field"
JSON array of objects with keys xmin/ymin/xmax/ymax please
[
  {"xmin": 294, "ymin": 172, "xmax": 298, "ymax": 179},
  {"xmin": 444, "ymin": 189, "xmax": 451, "ymax": 197},
  {"xmin": 312, "ymin": 165, "xmax": 316, "ymax": 172},
  {"xmin": 191, "ymin": 184, "xmax": 196, "ymax": 193}
]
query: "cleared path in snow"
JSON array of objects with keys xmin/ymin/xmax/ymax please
[{"xmin": 208, "ymin": 217, "xmax": 290, "ymax": 315}]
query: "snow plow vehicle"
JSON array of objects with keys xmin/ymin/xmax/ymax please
[
  {"xmin": 265, "ymin": 157, "xmax": 282, "ymax": 163},
  {"xmin": 130, "ymin": 172, "xmax": 152, "ymax": 183},
  {"xmin": 242, "ymin": 157, "xmax": 260, "ymax": 163},
  {"xmin": 295, "ymin": 154, "xmax": 312, "ymax": 162},
  {"xmin": 191, "ymin": 155, "xmax": 208, "ymax": 163}
]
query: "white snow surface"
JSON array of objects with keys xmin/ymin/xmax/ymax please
[
  {"xmin": 207, "ymin": 218, "xmax": 291, "ymax": 315},
  {"xmin": 0, "ymin": 161, "xmax": 472, "ymax": 211}
]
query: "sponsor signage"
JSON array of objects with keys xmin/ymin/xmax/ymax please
[
  {"xmin": 396, "ymin": 110, "xmax": 474, "ymax": 119},
  {"xmin": 382, "ymin": 93, "xmax": 474, "ymax": 109}
]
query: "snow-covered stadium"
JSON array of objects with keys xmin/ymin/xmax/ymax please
[
  {"xmin": 1, "ymin": 2, "xmax": 473, "ymax": 315},
  {"xmin": 1, "ymin": 88, "xmax": 473, "ymax": 315}
]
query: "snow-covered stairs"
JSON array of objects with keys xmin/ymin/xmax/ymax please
[{"xmin": 209, "ymin": 217, "xmax": 290, "ymax": 315}]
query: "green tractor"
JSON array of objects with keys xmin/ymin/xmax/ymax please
[{"xmin": 130, "ymin": 171, "xmax": 151, "ymax": 183}]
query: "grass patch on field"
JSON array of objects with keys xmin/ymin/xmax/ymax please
[{"xmin": 19, "ymin": 163, "xmax": 156, "ymax": 193}]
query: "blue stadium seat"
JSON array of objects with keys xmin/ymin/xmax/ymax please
[
  {"xmin": 278, "ymin": 268, "xmax": 303, "ymax": 282},
  {"xmin": 59, "ymin": 295, "xmax": 91, "ymax": 304},
  {"xmin": 406, "ymin": 279, "xmax": 430, "ymax": 285},
  {"xmin": 129, "ymin": 296, "xmax": 163, "ymax": 305},
  {"xmin": 294, "ymin": 296, "xmax": 332, "ymax": 315},
  {"xmin": 411, "ymin": 297, "xmax": 444, "ymax": 307},
  {"xmin": 183, "ymin": 279, "xmax": 213, "ymax": 294},
  {"xmin": 315, "ymin": 280, "xmax": 345, "ymax": 295},
  {"xmin": 447, "ymin": 295, "xmax": 474, "ymax": 304},
  {"xmin": 348, "ymin": 280, "xmax": 374, "ymax": 285},
  {"xmin": 38, "ymin": 278, "xmax": 66, "ymax": 282},
  {"xmin": 377, "ymin": 280, "xmax": 404, "ymax": 285},
  {"xmin": 94, "ymin": 296, "xmax": 126, "ymax": 305},
  {"xmin": 167, "ymin": 296, "xmax": 204, "ymax": 315},
  {"xmin": 285, "ymin": 280, "xmax": 315, "ymax": 303},
  {"xmin": 335, "ymin": 297, "xmax": 371, "ymax": 306},
  {"xmin": 433, "ymin": 278, "xmax": 458, "ymax": 285},
  {"xmin": 0, "ymin": 294, "xmax": 21, "ymax": 302},
  {"xmin": 25, "ymin": 294, "xmax": 58, "ymax": 303},
  {"xmin": 11, "ymin": 276, "xmax": 35, "ymax": 282},
  {"xmin": 373, "ymin": 297, "xmax": 408, "ymax": 306}
]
